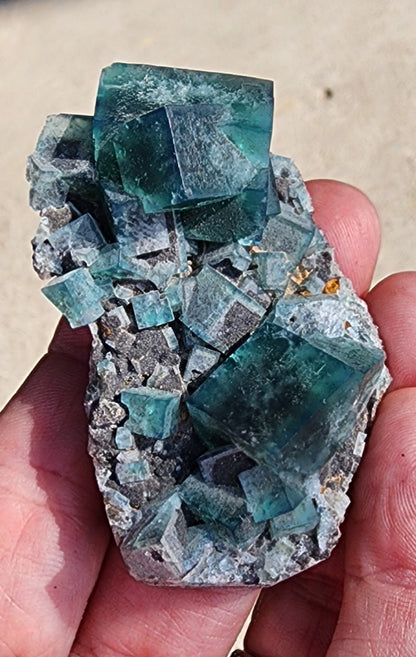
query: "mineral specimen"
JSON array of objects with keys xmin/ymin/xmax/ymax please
[{"xmin": 27, "ymin": 63, "xmax": 390, "ymax": 587}]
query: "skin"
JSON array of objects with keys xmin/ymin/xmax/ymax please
[{"xmin": 0, "ymin": 180, "xmax": 415, "ymax": 657}]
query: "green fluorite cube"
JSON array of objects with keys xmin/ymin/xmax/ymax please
[
  {"xmin": 104, "ymin": 186, "xmax": 170, "ymax": 256},
  {"xmin": 238, "ymin": 465, "xmax": 301, "ymax": 523},
  {"xmin": 27, "ymin": 114, "xmax": 111, "ymax": 237},
  {"xmin": 121, "ymin": 388, "xmax": 181, "ymax": 439},
  {"xmin": 187, "ymin": 320, "xmax": 363, "ymax": 464},
  {"xmin": 251, "ymin": 250, "xmax": 291, "ymax": 293},
  {"xmin": 116, "ymin": 460, "xmax": 150, "ymax": 484},
  {"xmin": 181, "ymin": 265, "xmax": 266, "ymax": 352},
  {"xmin": 131, "ymin": 291, "xmax": 174, "ymax": 329},
  {"xmin": 42, "ymin": 267, "xmax": 105, "ymax": 328},
  {"xmin": 46, "ymin": 213, "xmax": 106, "ymax": 272},
  {"xmin": 94, "ymin": 63, "xmax": 273, "ymax": 177},
  {"xmin": 179, "ymin": 474, "xmax": 247, "ymax": 530},
  {"xmin": 115, "ymin": 426, "xmax": 134, "ymax": 449},
  {"xmin": 89, "ymin": 244, "xmax": 149, "ymax": 281},
  {"xmin": 269, "ymin": 498, "xmax": 319, "ymax": 539},
  {"xmin": 114, "ymin": 105, "xmax": 256, "ymax": 212},
  {"xmin": 93, "ymin": 62, "xmax": 274, "ymax": 243}
]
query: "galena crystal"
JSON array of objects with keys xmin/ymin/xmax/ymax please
[{"xmin": 27, "ymin": 63, "xmax": 390, "ymax": 587}]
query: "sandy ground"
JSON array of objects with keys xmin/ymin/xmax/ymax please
[{"xmin": 0, "ymin": 0, "xmax": 415, "ymax": 650}]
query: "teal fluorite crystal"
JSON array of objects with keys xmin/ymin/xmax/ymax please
[
  {"xmin": 180, "ymin": 265, "xmax": 266, "ymax": 353},
  {"xmin": 42, "ymin": 267, "xmax": 105, "ymax": 328},
  {"xmin": 187, "ymin": 320, "xmax": 363, "ymax": 463},
  {"xmin": 113, "ymin": 104, "xmax": 257, "ymax": 211},
  {"xmin": 121, "ymin": 388, "xmax": 181, "ymax": 439},
  {"xmin": 237, "ymin": 466, "xmax": 301, "ymax": 523},
  {"xmin": 131, "ymin": 291, "xmax": 174, "ymax": 330},
  {"xmin": 269, "ymin": 497, "xmax": 319, "ymax": 539},
  {"xmin": 93, "ymin": 63, "xmax": 273, "ymax": 244},
  {"xmin": 27, "ymin": 63, "xmax": 390, "ymax": 587},
  {"xmin": 93, "ymin": 63, "xmax": 273, "ymax": 184}
]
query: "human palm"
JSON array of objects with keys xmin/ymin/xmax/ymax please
[{"xmin": 1, "ymin": 180, "xmax": 415, "ymax": 657}]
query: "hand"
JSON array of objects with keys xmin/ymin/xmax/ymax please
[{"xmin": 0, "ymin": 180, "xmax": 414, "ymax": 657}]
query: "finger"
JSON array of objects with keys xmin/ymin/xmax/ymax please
[
  {"xmin": 366, "ymin": 271, "xmax": 416, "ymax": 391},
  {"xmin": 241, "ymin": 181, "xmax": 383, "ymax": 657},
  {"xmin": 245, "ymin": 269, "xmax": 416, "ymax": 657},
  {"xmin": 326, "ymin": 388, "xmax": 416, "ymax": 657},
  {"xmin": 323, "ymin": 273, "xmax": 416, "ymax": 656},
  {"xmin": 244, "ymin": 547, "xmax": 344, "ymax": 657},
  {"xmin": 0, "ymin": 321, "xmax": 110, "ymax": 657},
  {"xmin": 70, "ymin": 179, "xmax": 382, "ymax": 657},
  {"xmin": 306, "ymin": 179, "xmax": 381, "ymax": 297},
  {"xmin": 70, "ymin": 547, "xmax": 258, "ymax": 657}
]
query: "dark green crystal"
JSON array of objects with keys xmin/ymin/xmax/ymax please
[
  {"xmin": 93, "ymin": 63, "xmax": 274, "ymax": 244},
  {"xmin": 187, "ymin": 320, "xmax": 363, "ymax": 464},
  {"xmin": 114, "ymin": 104, "xmax": 257, "ymax": 211},
  {"xmin": 93, "ymin": 63, "xmax": 273, "ymax": 183}
]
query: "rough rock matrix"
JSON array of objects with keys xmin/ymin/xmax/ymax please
[{"xmin": 27, "ymin": 63, "xmax": 390, "ymax": 586}]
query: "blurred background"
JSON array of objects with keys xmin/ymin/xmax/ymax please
[{"xmin": 0, "ymin": 0, "xmax": 415, "ymax": 411}]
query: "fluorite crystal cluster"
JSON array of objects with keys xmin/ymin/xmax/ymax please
[{"xmin": 27, "ymin": 63, "xmax": 390, "ymax": 587}]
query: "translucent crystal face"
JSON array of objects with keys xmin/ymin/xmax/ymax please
[{"xmin": 27, "ymin": 63, "xmax": 390, "ymax": 587}]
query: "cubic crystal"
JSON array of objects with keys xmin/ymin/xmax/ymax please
[
  {"xmin": 186, "ymin": 320, "xmax": 367, "ymax": 464},
  {"xmin": 181, "ymin": 265, "xmax": 266, "ymax": 353},
  {"xmin": 42, "ymin": 267, "xmax": 105, "ymax": 328},
  {"xmin": 131, "ymin": 291, "xmax": 174, "ymax": 330},
  {"xmin": 120, "ymin": 388, "xmax": 181, "ymax": 439}
]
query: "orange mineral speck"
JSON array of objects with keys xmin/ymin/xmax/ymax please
[
  {"xmin": 323, "ymin": 278, "xmax": 340, "ymax": 294},
  {"xmin": 320, "ymin": 474, "xmax": 343, "ymax": 494},
  {"xmin": 291, "ymin": 264, "xmax": 311, "ymax": 285}
]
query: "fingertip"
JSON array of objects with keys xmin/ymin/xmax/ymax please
[
  {"xmin": 306, "ymin": 179, "xmax": 381, "ymax": 296},
  {"xmin": 48, "ymin": 318, "xmax": 92, "ymax": 363},
  {"xmin": 346, "ymin": 386, "xmax": 416, "ymax": 590},
  {"xmin": 366, "ymin": 271, "xmax": 416, "ymax": 390}
]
